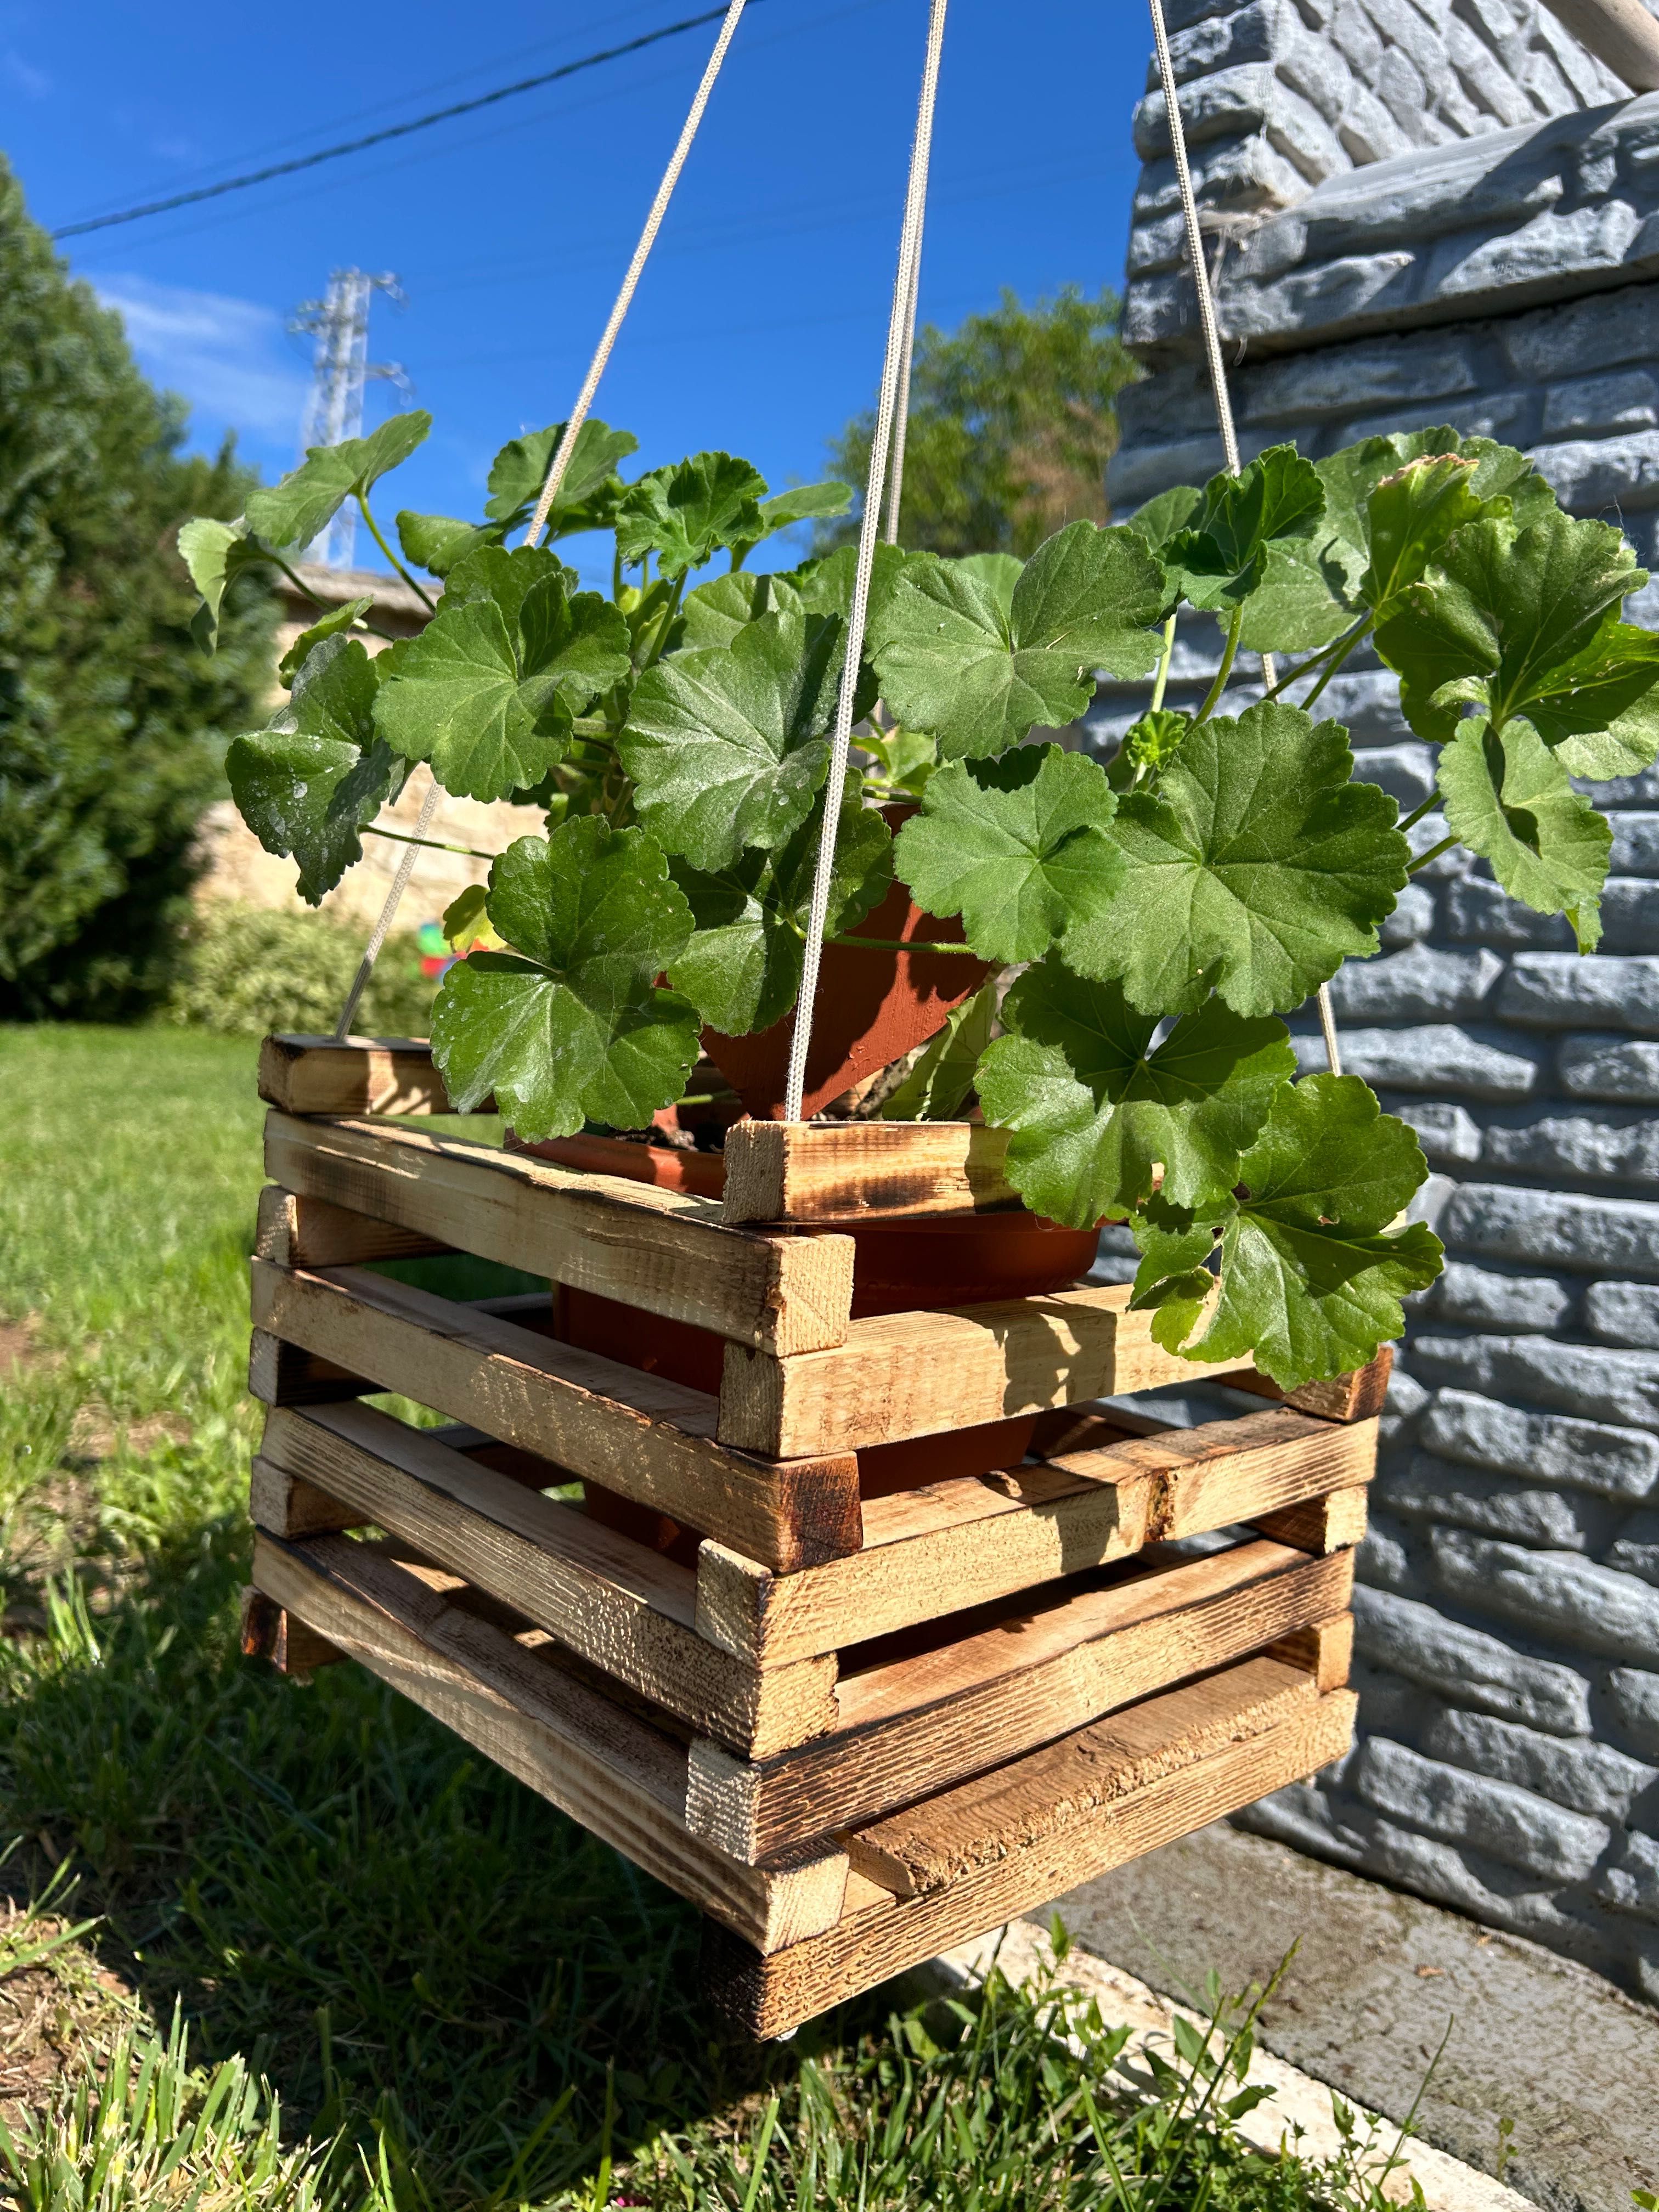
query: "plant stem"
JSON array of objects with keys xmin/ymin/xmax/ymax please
[
  {"xmin": 364, "ymin": 825, "xmax": 496, "ymax": 862},
  {"xmin": 1299, "ymin": 621, "xmax": 1368, "ymax": 712},
  {"xmin": 1192, "ymin": 603, "xmax": 1243, "ymax": 725},
  {"xmin": 1260, "ymin": 617, "xmax": 1369, "ymax": 703},
  {"xmin": 1406, "ymin": 833, "xmax": 1456, "ymax": 875},
  {"xmin": 1396, "ymin": 791, "xmax": 1439, "ymax": 833},
  {"xmin": 356, "ymin": 492, "xmax": 437, "ymax": 611},
  {"xmin": 639, "ymin": 572, "xmax": 688, "ymax": 672},
  {"xmin": 262, "ymin": 548, "xmax": 331, "ymax": 609},
  {"xmin": 823, "ymin": 933, "xmax": 981, "ymax": 955},
  {"xmin": 1149, "ymin": 613, "xmax": 1177, "ymax": 713}
]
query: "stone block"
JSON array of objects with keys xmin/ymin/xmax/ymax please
[
  {"xmin": 1585, "ymin": 1280, "xmax": 1659, "ymax": 1348},
  {"xmin": 1239, "ymin": 337, "xmax": 1479, "ymax": 425},
  {"xmin": 1541, "ymin": 368, "xmax": 1659, "ymax": 441},
  {"xmin": 1611, "ymin": 814, "xmax": 1659, "ymax": 875},
  {"xmin": 1108, "ymin": 432, "xmax": 1229, "ymax": 508},
  {"xmin": 1277, "ymin": 28, "xmax": 1358, "ymax": 125},
  {"xmin": 1418, "ymin": 1385, "xmax": 1659, "ymax": 1500},
  {"xmin": 1601, "ymin": 877, "xmax": 1659, "ymax": 955},
  {"xmin": 1127, "ymin": 212, "xmax": 1190, "ymax": 279},
  {"xmin": 1529, "ymin": 427, "xmax": 1659, "ymax": 517},
  {"xmin": 1312, "ymin": 1024, "xmax": 1543, "ymax": 1097},
  {"xmin": 1339, "ymin": 79, "xmax": 1420, "ymax": 163},
  {"xmin": 1328, "ymin": 943, "xmax": 1503, "ymax": 1022},
  {"xmin": 1443, "ymin": 13, "xmax": 1547, "ymax": 127},
  {"xmin": 1354, "ymin": 1736, "xmax": 1611, "ymax": 1880},
  {"xmin": 1133, "ymin": 135, "xmax": 1312, "ymax": 224},
  {"xmin": 1443, "ymin": 874, "xmax": 1573, "ymax": 949},
  {"xmin": 1233, "ymin": 252, "xmax": 1421, "ymax": 349},
  {"xmin": 1330, "ymin": 0, "xmax": 1384, "ymax": 77},
  {"xmin": 1336, "ymin": 388, "xmax": 1536, "ymax": 450},
  {"xmin": 1421, "ymin": 1707, "xmax": 1657, "ymax": 1820},
  {"xmin": 1430, "ymin": 1260, "xmax": 1573, "ymax": 1330},
  {"xmin": 1558, "ymin": 1034, "xmax": 1659, "ymax": 1104},
  {"xmin": 1577, "ymin": 763, "xmax": 1659, "ymax": 805},
  {"xmin": 1375, "ymin": 43, "xmax": 1432, "ymax": 135},
  {"xmin": 1379, "ymin": 1452, "xmax": 1612, "ymax": 1548},
  {"xmin": 1352, "ymin": 1584, "xmax": 1593, "ymax": 1732},
  {"xmin": 1609, "ymin": 1666, "xmax": 1659, "ymax": 1758},
  {"xmin": 1595, "ymin": 1829, "xmax": 1659, "ymax": 1919},
  {"xmin": 1163, "ymin": 1, "xmax": 1276, "ymax": 80},
  {"xmin": 1432, "ymin": 1528, "xmax": 1659, "ymax": 1664},
  {"xmin": 1480, "ymin": 1108, "xmax": 1659, "ymax": 1186},
  {"xmin": 1440, "ymin": 1181, "xmax": 1659, "ymax": 1276},
  {"xmin": 1136, "ymin": 66, "xmax": 1346, "ymax": 182},
  {"xmin": 1501, "ymin": 953, "xmax": 1659, "ymax": 1032},
  {"xmin": 1609, "ymin": 1507, "xmax": 1659, "ymax": 1587},
  {"xmin": 1384, "ymin": 1096, "xmax": 1483, "ymax": 1164},
  {"xmin": 1356, "ymin": 1510, "xmax": 1419, "ymax": 1594},
  {"xmin": 1430, "ymin": 202, "xmax": 1646, "ymax": 320},
  {"xmin": 1351, "ymin": 741, "xmax": 1437, "ymax": 806},
  {"xmin": 1414, "ymin": 1330, "xmax": 1659, "ymax": 1428},
  {"xmin": 1378, "ymin": 882, "xmax": 1437, "ymax": 946},
  {"xmin": 1380, "ymin": 1363, "xmax": 1430, "ymax": 1448},
  {"xmin": 1502, "ymin": 270, "xmax": 1659, "ymax": 386}
]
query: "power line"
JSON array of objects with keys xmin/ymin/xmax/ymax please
[{"xmin": 49, "ymin": 4, "xmax": 757, "ymax": 241}]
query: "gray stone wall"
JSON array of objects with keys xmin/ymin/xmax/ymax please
[{"xmin": 1105, "ymin": 30, "xmax": 1659, "ymax": 2001}]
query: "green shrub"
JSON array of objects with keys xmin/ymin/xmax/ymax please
[
  {"xmin": 164, "ymin": 901, "xmax": 435, "ymax": 1038},
  {"xmin": 0, "ymin": 157, "xmax": 275, "ymax": 1021}
]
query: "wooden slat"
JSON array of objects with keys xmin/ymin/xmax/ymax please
[
  {"xmin": 686, "ymin": 1541, "xmax": 1354, "ymax": 1861},
  {"xmin": 1227, "ymin": 1346, "xmax": 1393, "ymax": 1424},
  {"xmin": 248, "ymin": 1329, "xmax": 366, "ymax": 1405},
  {"xmin": 240, "ymin": 1585, "xmax": 342, "ymax": 1672},
  {"xmin": 695, "ymin": 1409, "xmax": 1378, "ymax": 1664},
  {"xmin": 848, "ymin": 1655, "xmax": 1325, "ymax": 1896},
  {"xmin": 248, "ymin": 1259, "xmax": 861, "ymax": 1573},
  {"xmin": 251, "ymin": 1530, "xmax": 848, "ymax": 1953},
  {"xmin": 254, "ymin": 1401, "xmax": 837, "ymax": 1757},
  {"xmin": 1252, "ymin": 1487, "xmax": 1368, "ymax": 1554},
  {"xmin": 702, "ymin": 1680, "xmax": 1357, "ymax": 2037},
  {"xmin": 265, "ymin": 1112, "xmax": 853, "ymax": 1357},
  {"xmin": 716, "ymin": 1285, "xmax": 1259, "ymax": 1457},
  {"xmin": 257, "ymin": 1185, "xmax": 447, "ymax": 1269},
  {"xmin": 721, "ymin": 1120, "xmax": 1018, "ymax": 1223},
  {"xmin": 258, "ymin": 1035, "xmax": 466, "ymax": 1116},
  {"xmin": 1266, "ymin": 1612, "xmax": 1353, "ymax": 1690}
]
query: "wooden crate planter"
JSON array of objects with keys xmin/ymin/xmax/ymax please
[{"xmin": 243, "ymin": 1035, "xmax": 1381, "ymax": 2036}]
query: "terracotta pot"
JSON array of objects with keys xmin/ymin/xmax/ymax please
[{"xmin": 701, "ymin": 804, "xmax": 992, "ymax": 1120}]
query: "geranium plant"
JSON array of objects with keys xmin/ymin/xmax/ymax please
[{"xmin": 184, "ymin": 411, "xmax": 1658, "ymax": 1387}]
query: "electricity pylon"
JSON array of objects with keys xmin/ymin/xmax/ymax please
[{"xmin": 290, "ymin": 269, "xmax": 409, "ymax": 569}]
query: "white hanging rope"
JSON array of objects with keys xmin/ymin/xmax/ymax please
[
  {"xmin": 783, "ymin": 0, "xmax": 950, "ymax": 1123},
  {"xmin": 526, "ymin": 0, "xmax": 748, "ymax": 543},
  {"xmin": 1147, "ymin": 0, "xmax": 1342, "ymax": 1076},
  {"xmin": 334, "ymin": 1, "xmax": 746, "ymax": 1039},
  {"xmin": 883, "ymin": 225, "xmax": 924, "ymax": 546}
]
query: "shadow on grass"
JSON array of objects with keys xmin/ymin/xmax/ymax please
[{"xmin": 0, "ymin": 1516, "xmax": 833, "ymax": 2199}]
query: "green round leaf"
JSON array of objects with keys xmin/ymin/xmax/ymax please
[
  {"xmin": 1437, "ymin": 716, "xmax": 1610, "ymax": 949},
  {"xmin": 619, "ymin": 610, "xmax": 844, "ymax": 869},
  {"xmin": 430, "ymin": 819, "xmax": 699, "ymax": 1138},
  {"xmin": 616, "ymin": 452, "xmax": 768, "ymax": 578},
  {"xmin": 245, "ymin": 411, "xmax": 431, "ymax": 550},
  {"xmin": 868, "ymin": 522, "xmax": 1165, "ymax": 760},
  {"xmin": 1062, "ymin": 701, "xmax": 1409, "ymax": 1018},
  {"xmin": 977, "ymin": 963, "xmax": 1294, "ymax": 1224},
  {"xmin": 894, "ymin": 744, "xmax": 1122, "ymax": 964}
]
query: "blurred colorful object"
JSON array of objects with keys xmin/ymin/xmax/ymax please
[{"xmin": 417, "ymin": 920, "xmax": 455, "ymax": 981}]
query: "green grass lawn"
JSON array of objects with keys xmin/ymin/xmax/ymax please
[{"xmin": 0, "ymin": 1024, "xmax": 1419, "ymax": 2208}]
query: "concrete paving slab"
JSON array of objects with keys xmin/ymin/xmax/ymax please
[{"xmin": 1046, "ymin": 1821, "xmax": 1659, "ymax": 2212}]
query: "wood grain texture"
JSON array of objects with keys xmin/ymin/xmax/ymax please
[
  {"xmin": 248, "ymin": 1259, "xmax": 861, "ymax": 1573},
  {"xmin": 1251, "ymin": 1487, "xmax": 1369, "ymax": 1555},
  {"xmin": 695, "ymin": 1410, "xmax": 1376, "ymax": 1664},
  {"xmin": 250, "ymin": 1530, "xmax": 848, "ymax": 1952},
  {"xmin": 1266, "ymin": 1612, "xmax": 1354, "ymax": 1691},
  {"xmin": 240, "ymin": 1585, "xmax": 342, "ymax": 1672},
  {"xmin": 254, "ymin": 1401, "xmax": 837, "ymax": 1757},
  {"xmin": 685, "ymin": 1541, "xmax": 1355, "ymax": 1861},
  {"xmin": 721, "ymin": 1120, "xmax": 1018, "ymax": 1223},
  {"xmin": 265, "ymin": 1113, "xmax": 853, "ymax": 1357},
  {"xmin": 247, "ymin": 1328, "xmax": 366, "ymax": 1406},
  {"xmin": 256, "ymin": 1185, "xmax": 446, "ymax": 1269},
  {"xmin": 257, "ymin": 1035, "xmax": 466, "ymax": 1116},
  {"xmin": 702, "ymin": 1682, "xmax": 1358, "ymax": 2037},
  {"xmin": 1228, "ymin": 1347, "xmax": 1394, "ymax": 1424},
  {"xmin": 847, "ymin": 1656, "xmax": 1325, "ymax": 1897},
  {"xmin": 716, "ymin": 1286, "xmax": 1258, "ymax": 1457}
]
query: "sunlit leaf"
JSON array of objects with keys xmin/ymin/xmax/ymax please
[
  {"xmin": 615, "ymin": 451, "xmax": 768, "ymax": 578},
  {"xmin": 1437, "ymin": 715, "xmax": 1610, "ymax": 949},
  {"xmin": 245, "ymin": 411, "xmax": 432, "ymax": 549}
]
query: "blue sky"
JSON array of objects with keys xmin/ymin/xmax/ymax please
[{"xmin": 3, "ymin": 0, "xmax": 1149, "ymax": 578}]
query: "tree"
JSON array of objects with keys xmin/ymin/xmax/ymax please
[
  {"xmin": 0, "ymin": 157, "xmax": 275, "ymax": 1020},
  {"xmin": 818, "ymin": 286, "xmax": 1138, "ymax": 558}
]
